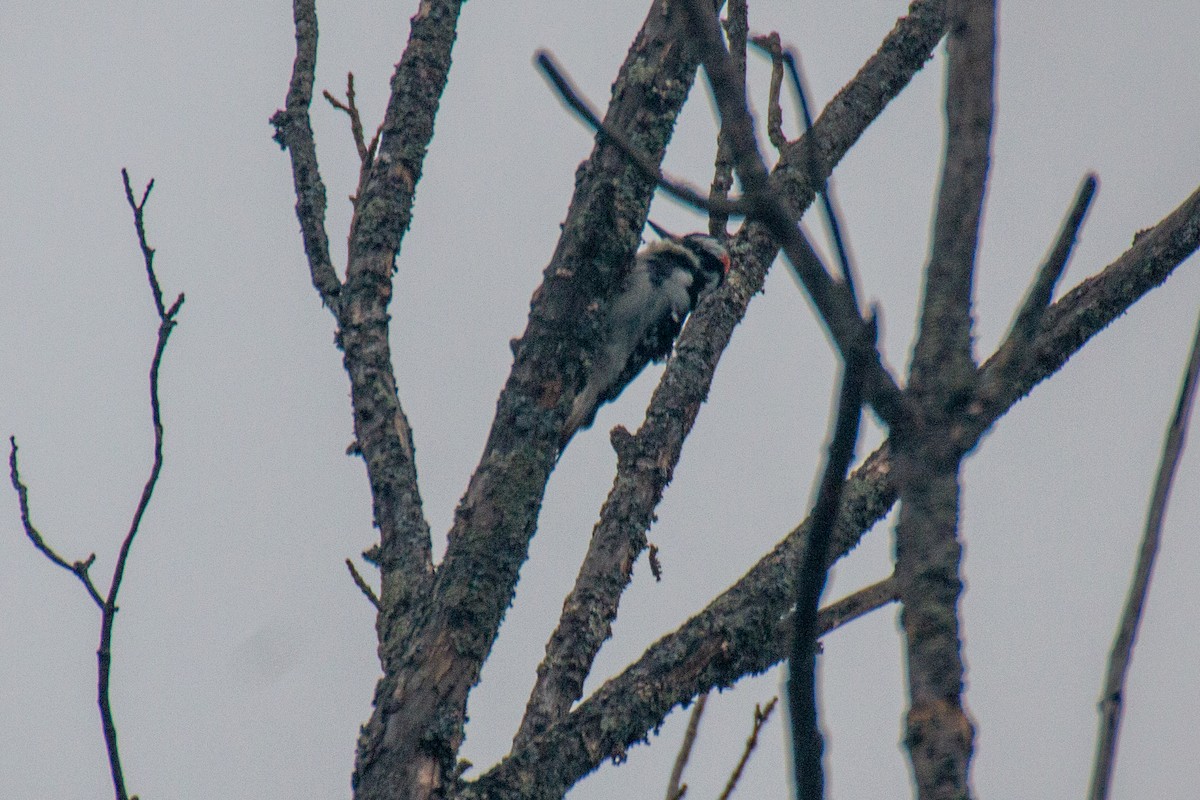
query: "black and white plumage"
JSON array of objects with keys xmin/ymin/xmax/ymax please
[{"xmin": 565, "ymin": 230, "xmax": 731, "ymax": 436}]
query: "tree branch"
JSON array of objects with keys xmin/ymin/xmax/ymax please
[
  {"xmin": 789, "ymin": 314, "xmax": 873, "ymax": 800},
  {"xmin": 717, "ymin": 697, "xmax": 778, "ymax": 800},
  {"xmin": 974, "ymin": 174, "xmax": 1097, "ymax": 425},
  {"xmin": 270, "ymin": 0, "xmax": 340, "ymax": 310},
  {"xmin": 892, "ymin": 1, "xmax": 996, "ymax": 795},
  {"xmin": 534, "ymin": 52, "xmax": 745, "ymax": 220},
  {"xmin": 780, "ymin": 44, "xmax": 860, "ymax": 304},
  {"xmin": 664, "ymin": 692, "xmax": 708, "ymax": 800},
  {"xmin": 512, "ymin": 0, "xmax": 947, "ymax": 757},
  {"xmin": 354, "ymin": 2, "xmax": 715, "ymax": 796},
  {"xmin": 470, "ymin": 179, "xmax": 1200, "ymax": 799},
  {"xmin": 9, "ymin": 170, "xmax": 183, "ymax": 800},
  {"xmin": 274, "ymin": 2, "xmax": 456, "ymax": 794},
  {"xmin": 1088, "ymin": 309, "xmax": 1200, "ymax": 800},
  {"xmin": 709, "ymin": 0, "xmax": 748, "ymax": 236}
]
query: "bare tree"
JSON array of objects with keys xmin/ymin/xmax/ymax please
[
  {"xmin": 8, "ymin": 0, "xmax": 1198, "ymax": 798},
  {"xmin": 265, "ymin": 0, "xmax": 1198, "ymax": 797}
]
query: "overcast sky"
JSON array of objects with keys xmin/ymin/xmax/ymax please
[{"xmin": 2, "ymin": 1, "xmax": 1198, "ymax": 798}]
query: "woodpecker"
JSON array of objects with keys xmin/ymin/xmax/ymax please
[{"xmin": 565, "ymin": 226, "xmax": 731, "ymax": 437}]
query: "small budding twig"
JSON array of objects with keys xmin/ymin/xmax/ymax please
[
  {"xmin": 346, "ymin": 558, "xmax": 382, "ymax": 610},
  {"xmin": 716, "ymin": 697, "xmax": 779, "ymax": 800},
  {"xmin": 324, "ymin": 72, "xmax": 375, "ymax": 164}
]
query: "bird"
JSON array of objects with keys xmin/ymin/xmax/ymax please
[{"xmin": 564, "ymin": 224, "xmax": 731, "ymax": 438}]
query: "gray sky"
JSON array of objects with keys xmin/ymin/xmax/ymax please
[{"xmin": 2, "ymin": 1, "xmax": 1198, "ymax": 798}]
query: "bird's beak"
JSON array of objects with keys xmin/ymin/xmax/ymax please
[{"xmin": 646, "ymin": 219, "xmax": 679, "ymax": 242}]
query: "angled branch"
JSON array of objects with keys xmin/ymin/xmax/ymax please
[
  {"xmin": 1088, "ymin": 309, "xmax": 1200, "ymax": 800},
  {"xmin": 270, "ymin": 0, "xmax": 340, "ymax": 310},
  {"xmin": 975, "ymin": 174, "xmax": 1097, "ymax": 423},
  {"xmin": 780, "ymin": 45, "xmax": 859, "ymax": 304},
  {"xmin": 975, "ymin": 184, "xmax": 1200, "ymax": 432},
  {"xmin": 535, "ymin": 52, "xmax": 746, "ymax": 218},
  {"xmin": 10, "ymin": 170, "xmax": 183, "ymax": 800},
  {"xmin": 357, "ymin": 2, "xmax": 710, "ymax": 796},
  {"xmin": 717, "ymin": 697, "xmax": 778, "ymax": 800},
  {"xmin": 816, "ymin": 572, "xmax": 900, "ymax": 633},
  {"xmin": 789, "ymin": 313, "xmax": 874, "ymax": 800},
  {"xmin": 1009, "ymin": 174, "xmax": 1098, "ymax": 347}
]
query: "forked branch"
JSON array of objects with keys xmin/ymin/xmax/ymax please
[{"xmin": 9, "ymin": 169, "xmax": 183, "ymax": 800}]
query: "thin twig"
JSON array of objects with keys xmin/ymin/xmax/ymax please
[
  {"xmin": 346, "ymin": 558, "xmax": 382, "ymax": 610},
  {"xmin": 978, "ymin": 175, "xmax": 1097, "ymax": 415},
  {"xmin": 665, "ymin": 692, "xmax": 708, "ymax": 800},
  {"xmin": 11, "ymin": 171, "xmax": 182, "ymax": 800},
  {"xmin": 816, "ymin": 572, "xmax": 899, "ymax": 635},
  {"xmin": 781, "ymin": 47, "xmax": 859, "ymax": 306},
  {"xmin": 750, "ymin": 33, "xmax": 788, "ymax": 153},
  {"xmin": 121, "ymin": 171, "xmax": 163, "ymax": 317},
  {"xmin": 103, "ymin": 169, "xmax": 184, "ymax": 800},
  {"xmin": 535, "ymin": 51, "xmax": 746, "ymax": 219},
  {"xmin": 716, "ymin": 697, "xmax": 778, "ymax": 800},
  {"xmin": 748, "ymin": 33, "xmax": 860, "ymax": 311},
  {"xmin": 788, "ymin": 313, "xmax": 874, "ymax": 800},
  {"xmin": 708, "ymin": 0, "xmax": 748, "ymax": 236},
  {"xmin": 1088, "ymin": 309, "xmax": 1200, "ymax": 800},
  {"xmin": 1010, "ymin": 174, "xmax": 1097, "ymax": 342},
  {"xmin": 9, "ymin": 441, "xmax": 105, "ymax": 608},
  {"xmin": 323, "ymin": 72, "xmax": 371, "ymax": 163}
]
